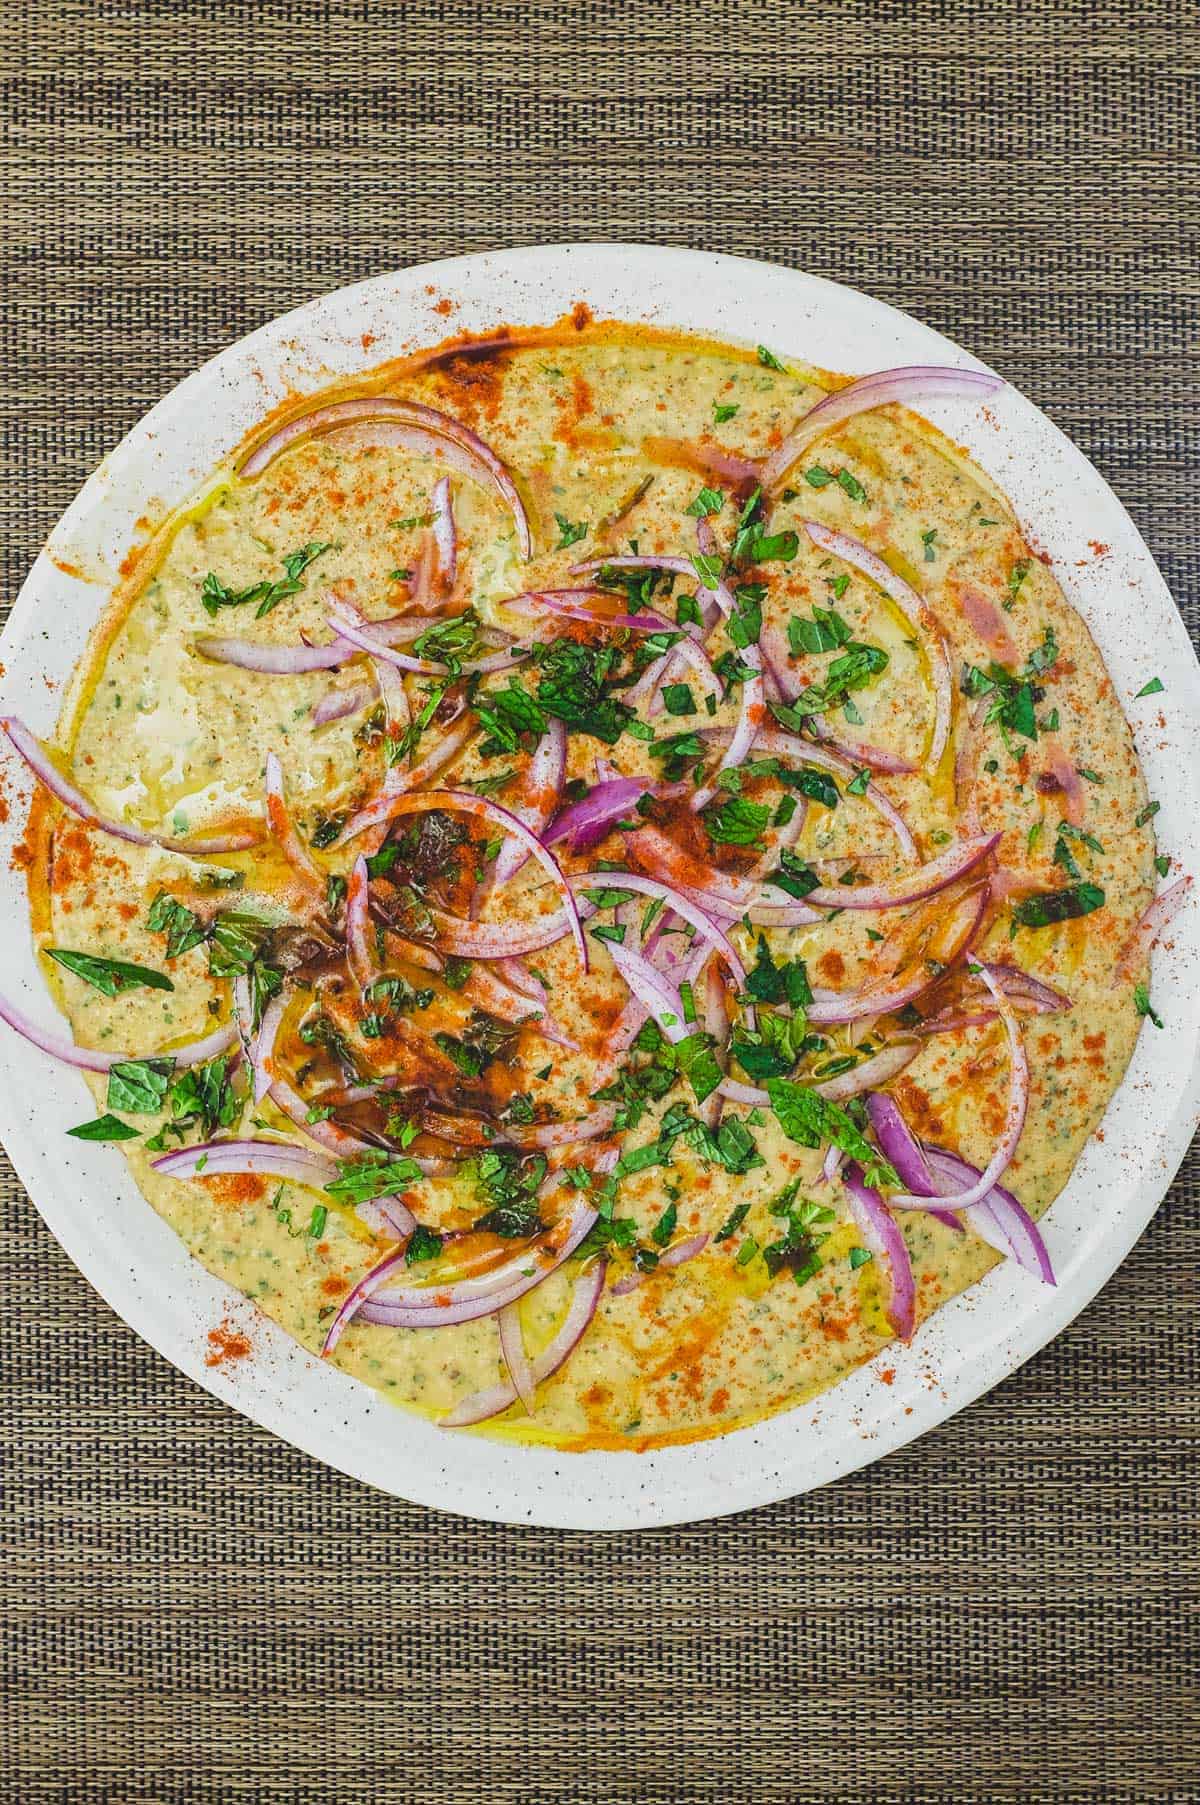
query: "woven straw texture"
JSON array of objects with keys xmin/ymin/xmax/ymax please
[{"xmin": 2, "ymin": 3, "xmax": 1198, "ymax": 1800}]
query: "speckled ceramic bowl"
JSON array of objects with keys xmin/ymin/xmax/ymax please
[{"xmin": 2, "ymin": 246, "xmax": 1197, "ymax": 1528}]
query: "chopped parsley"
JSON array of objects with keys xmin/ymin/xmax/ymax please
[
  {"xmin": 1134, "ymin": 982, "xmax": 1163, "ymax": 1029},
  {"xmin": 200, "ymin": 541, "xmax": 334, "ymax": 619},
  {"xmin": 553, "ymin": 512, "xmax": 588, "ymax": 550}
]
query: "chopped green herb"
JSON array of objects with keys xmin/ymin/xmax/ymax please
[
  {"xmin": 684, "ymin": 487, "xmax": 725, "ymax": 518},
  {"xmin": 1135, "ymin": 801, "xmax": 1160, "ymax": 828},
  {"xmin": 67, "ymin": 1113, "xmax": 141, "ymax": 1142},
  {"xmin": 1134, "ymin": 982, "xmax": 1163, "ymax": 1029},
  {"xmin": 553, "ymin": 513, "xmax": 588, "ymax": 550},
  {"xmin": 1010, "ymin": 883, "xmax": 1105, "ymax": 928},
  {"xmin": 1135, "ymin": 677, "xmax": 1165, "ymax": 698},
  {"xmin": 712, "ymin": 401, "xmax": 739, "ymax": 424},
  {"xmin": 46, "ymin": 947, "xmax": 173, "ymax": 997}
]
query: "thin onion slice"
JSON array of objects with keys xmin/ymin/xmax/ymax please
[
  {"xmin": 264, "ymin": 751, "xmax": 325, "ymax": 901},
  {"xmin": 503, "ymin": 589, "xmax": 679, "ymax": 635},
  {"xmin": 841, "ymin": 1161, "xmax": 917, "ymax": 1340},
  {"xmin": 356, "ymin": 789, "xmax": 587, "ymax": 971},
  {"xmin": 313, "ymin": 679, "xmax": 376, "ymax": 725},
  {"xmin": 887, "ymin": 964, "xmax": 1029, "ymax": 1213},
  {"xmin": 800, "ymin": 523, "xmax": 953, "ymax": 773},
  {"xmin": 345, "ymin": 856, "xmax": 376, "ymax": 986},
  {"xmin": 233, "ymin": 974, "xmax": 288, "ymax": 1104},
  {"xmin": 488, "ymin": 720, "xmax": 567, "ymax": 890},
  {"xmin": 431, "ymin": 474, "xmax": 457, "ymax": 592},
  {"xmin": 1113, "ymin": 876, "xmax": 1192, "ymax": 984},
  {"xmin": 497, "ymin": 1302, "xmax": 537, "ymax": 1412},
  {"xmin": 922, "ymin": 1146, "xmax": 1055, "ymax": 1284},
  {"xmin": 154, "ymin": 1137, "xmax": 336, "ymax": 1190},
  {"xmin": 3, "ymin": 716, "xmax": 259, "ymax": 856},
  {"xmin": 359, "ymin": 1199, "xmax": 598, "ymax": 1329},
  {"xmin": 863, "ymin": 1093, "xmax": 962, "ymax": 1233},
  {"xmin": 196, "ymin": 634, "xmax": 357, "ymax": 675},
  {"xmin": 333, "ymin": 717, "xmax": 475, "ymax": 842},
  {"xmin": 718, "ymin": 1038, "xmax": 919, "ymax": 1109},
  {"xmin": 704, "ymin": 725, "xmax": 917, "ymax": 861},
  {"xmin": 569, "ymin": 869, "xmax": 747, "ymax": 988},
  {"xmin": 238, "ymin": 395, "xmax": 533, "ymax": 559},
  {"xmin": 327, "ymin": 603, "xmax": 526, "ymax": 677},
  {"xmin": 0, "ymin": 991, "xmax": 237, "ymax": 1074},
  {"xmin": 440, "ymin": 1260, "xmax": 607, "ymax": 1428},
  {"xmin": 776, "ymin": 833, "xmax": 1000, "ymax": 912},
  {"xmin": 761, "ymin": 365, "xmax": 1004, "ymax": 490}
]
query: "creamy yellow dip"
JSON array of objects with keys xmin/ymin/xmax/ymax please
[{"xmin": 22, "ymin": 319, "xmax": 1158, "ymax": 1451}]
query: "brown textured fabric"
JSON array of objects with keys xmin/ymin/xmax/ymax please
[{"xmin": 2, "ymin": 3, "xmax": 1198, "ymax": 1800}]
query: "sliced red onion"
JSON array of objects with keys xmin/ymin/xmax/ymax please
[
  {"xmin": 1114, "ymin": 876, "xmax": 1192, "ymax": 984},
  {"xmin": 427, "ymin": 907, "xmax": 574, "ymax": 960},
  {"xmin": 504, "ymin": 588, "xmax": 679, "ymax": 635},
  {"xmin": 568, "ymin": 869, "xmax": 747, "ymax": 988},
  {"xmin": 431, "ymin": 474, "xmax": 457, "ymax": 592},
  {"xmin": 863, "ymin": 1092, "xmax": 961, "ymax": 1232},
  {"xmin": 488, "ymin": 720, "xmax": 567, "ymax": 890},
  {"xmin": 699, "ymin": 960, "xmax": 729, "ymax": 1131},
  {"xmin": 371, "ymin": 655, "xmax": 411, "ymax": 744},
  {"xmin": 545, "ymin": 774, "xmax": 687, "ymax": 854},
  {"xmin": 719, "ymin": 1037, "xmax": 920, "ymax": 1110},
  {"xmin": 313, "ymin": 679, "xmax": 376, "ymax": 725},
  {"xmin": 327, "ymin": 603, "xmax": 526, "ymax": 677},
  {"xmin": 346, "ymin": 855, "xmax": 376, "ymax": 986},
  {"xmin": 497, "ymin": 1302, "xmax": 536, "ymax": 1411},
  {"xmin": 572, "ymin": 551, "xmax": 737, "ymax": 619},
  {"xmin": 2, "ymin": 716, "xmax": 259, "ymax": 856},
  {"xmin": 800, "ymin": 523, "xmax": 953, "ymax": 773},
  {"xmin": 378, "ymin": 1195, "xmax": 418, "ymax": 1240},
  {"xmin": 810, "ymin": 1039, "xmax": 920, "ymax": 1099},
  {"xmin": 922, "ymin": 1146, "xmax": 1055, "ymax": 1284},
  {"xmin": 658, "ymin": 1232, "xmax": 709, "ymax": 1270},
  {"xmin": 976, "ymin": 962, "xmax": 1072, "ymax": 1014},
  {"xmin": 761, "ymin": 365, "xmax": 1004, "ymax": 490},
  {"xmin": 196, "ymin": 634, "xmax": 357, "ymax": 675},
  {"xmin": 0, "ymin": 991, "xmax": 237, "ymax": 1074},
  {"xmin": 264, "ymin": 750, "xmax": 325, "ymax": 900},
  {"xmin": 841, "ymin": 1162, "xmax": 916, "ymax": 1341},
  {"xmin": 889, "ymin": 964, "xmax": 1029, "ymax": 1213},
  {"xmin": 268, "ymin": 1073, "xmax": 375, "ymax": 1157},
  {"xmin": 807, "ymin": 966, "xmax": 938, "ymax": 1026},
  {"xmin": 233, "ymin": 974, "xmax": 288, "ymax": 1105},
  {"xmin": 816, "ymin": 729, "xmax": 917, "ymax": 776},
  {"xmin": 365, "ymin": 789, "xmax": 587, "ymax": 970},
  {"xmin": 359, "ymin": 1199, "xmax": 598, "ymax": 1329},
  {"xmin": 440, "ymin": 1259, "xmax": 607, "ymax": 1428},
  {"xmin": 322, "ymin": 1237, "xmax": 414, "ymax": 1354},
  {"xmin": 336, "ymin": 718, "xmax": 475, "ymax": 844},
  {"xmin": 779, "ymin": 833, "xmax": 1000, "ymax": 912},
  {"xmin": 154, "ymin": 1137, "xmax": 337, "ymax": 1189},
  {"xmin": 704, "ymin": 725, "xmax": 917, "ymax": 861},
  {"xmin": 606, "ymin": 939, "xmax": 689, "ymax": 1043},
  {"xmin": 239, "ymin": 396, "xmax": 533, "ymax": 559},
  {"xmin": 820, "ymin": 1143, "xmax": 844, "ymax": 1185},
  {"xmin": 489, "ymin": 957, "xmax": 579, "ymax": 1051}
]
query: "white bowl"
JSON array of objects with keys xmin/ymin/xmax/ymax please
[{"xmin": 2, "ymin": 245, "xmax": 1198, "ymax": 1529}]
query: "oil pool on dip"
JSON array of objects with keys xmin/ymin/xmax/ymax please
[{"xmin": 3, "ymin": 317, "xmax": 1184, "ymax": 1451}]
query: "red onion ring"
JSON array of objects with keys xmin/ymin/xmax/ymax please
[
  {"xmin": 313, "ymin": 679, "xmax": 376, "ymax": 725},
  {"xmin": 358, "ymin": 1198, "xmax": 598, "ymax": 1329},
  {"xmin": 440, "ymin": 1259, "xmax": 607, "ymax": 1428},
  {"xmin": 606, "ymin": 938, "xmax": 690, "ymax": 1043},
  {"xmin": 2, "ymin": 715, "xmax": 259, "ymax": 856},
  {"xmin": 569, "ymin": 869, "xmax": 747, "ymax": 988},
  {"xmin": 658, "ymin": 1232, "xmax": 709, "ymax": 1269},
  {"xmin": 863, "ymin": 1093, "xmax": 962, "ymax": 1232},
  {"xmin": 488, "ymin": 720, "xmax": 567, "ymax": 890},
  {"xmin": 718, "ymin": 1037, "xmax": 920, "ymax": 1109},
  {"xmin": 327, "ymin": 604, "xmax": 526, "ymax": 677},
  {"xmin": 800, "ymin": 523, "xmax": 953, "ymax": 773},
  {"xmin": 922, "ymin": 1146, "xmax": 1054, "ymax": 1284},
  {"xmin": 572, "ymin": 552, "xmax": 737, "ymax": 619},
  {"xmin": 545, "ymin": 774, "xmax": 688, "ymax": 854},
  {"xmin": 1113, "ymin": 876, "xmax": 1192, "ymax": 984},
  {"xmin": 1043, "ymin": 749, "xmax": 1085, "ymax": 829},
  {"xmin": 0, "ymin": 991, "xmax": 237, "ymax": 1074},
  {"xmin": 779, "ymin": 832, "xmax": 1000, "ymax": 912},
  {"xmin": 699, "ymin": 960, "xmax": 729, "ymax": 1131},
  {"xmin": 362, "ymin": 789, "xmax": 588, "ymax": 971},
  {"xmin": 431, "ymin": 474, "xmax": 457, "ymax": 592},
  {"xmin": 333, "ymin": 718, "xmax": 474, "ymax": 842},
  {"xmin": 841, "ymin": 1161, "xmax": 917, "ymax": 1341},
  {"xmin": 345, "ymin": 856, "xmax": 376, "ymax": 987},
  {"xmin": 233, "ymin": 974, "xmax": 288, "ymax": 1104},
  {"xmin": 196, "ymin": 633, "xmax": 358, "ymax": 675},
  {"xmin": 154, "ymin": 1137, "xmax": 337, "ymax": 1190},
  {"xmin": 497, "ymin": 1302, "xmax": 536, "ymax": 1411},
  {"xmin": 503, "ymin": 589, "xmax": 679, "ymax": 636},
  {"xmin": 238, "ymin": 396, "xmax": 533, "ymax": 559},
  {"xmin": 888, "ymin": 964, "xmax": 1029, "ymax": 1213},
  {"xmin": 264, "ymin": 750, "xmax": 325, "ymax": 901},
  {"xmin": 760, "ymin": 365, "xmax": 1004, "ymax": 490}
]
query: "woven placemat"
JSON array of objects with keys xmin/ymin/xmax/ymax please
[{"xmin": 3, "ymin": 3, "xmax": 1198, "ymax": 1800}]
